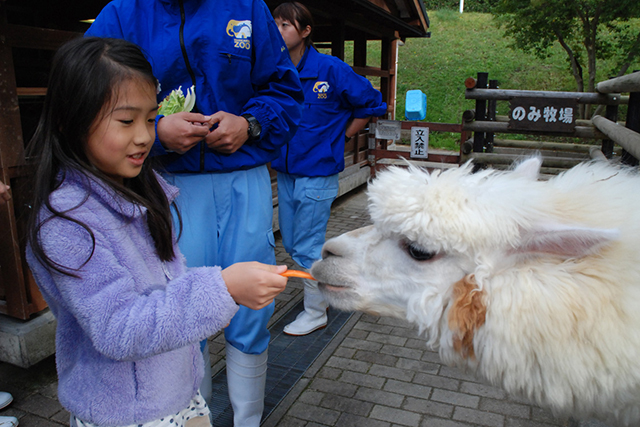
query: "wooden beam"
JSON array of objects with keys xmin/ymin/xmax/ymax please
[
  {"xmin": 17, "ymin": 87, "xmax": 47, "ymax": 97},
  {"xmin": 351, "ymin": 66, "xmax": 390, "ymax": 77},
  {"xmin": 466, "ymin": 88, "xmax": 624, "ymax": 105},
  {"xmin": 4, "ymin": 24, "xmax": 80, "ymax": 51},
  {"xmin": 463, "ymin": 120, "xmax": 606, "ymax": 139},
  {"xmin": 596, "ymin": 71, "xmax": 640, "ymax": 94},
  {"xmin": 592, "ymin": 115, "xmax": 640, "ymax": 161}
]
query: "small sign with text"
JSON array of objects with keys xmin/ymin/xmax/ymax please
[
  {"xmin": 508, "ymin": 97, "xmax": 577, "ymax": 133},
  {"xmin": 410, "ymin": 127, "xmax": 429, "ymax": 159},
  {"xmin": 375, "ymin": 120, "xmax": 402, "ymax": 141}
]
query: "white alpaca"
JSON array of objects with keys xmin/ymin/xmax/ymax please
[{"xmin": 311, "ymin": 158, "xmax": 640, "ymax": 426}]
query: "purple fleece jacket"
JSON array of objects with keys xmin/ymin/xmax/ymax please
[{"xmin": 25, "ymin": 170, "xmax": 239, "ymax": 426}]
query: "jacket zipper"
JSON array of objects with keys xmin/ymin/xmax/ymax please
[
  {"xmin": 162, "ymin": 263, "xmax": 174, "ymax": 281},
  {"xmin": 285, "ymin": 142, "xmax": 290, "ymax": 174},
  {"xmin": 178, "ymin": 0, "xmax": 205, "ymax": 171}
]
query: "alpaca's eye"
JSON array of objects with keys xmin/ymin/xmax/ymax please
[{"xmin": 407, "ymin": 243, "xmax": 437, "ymax": 261}]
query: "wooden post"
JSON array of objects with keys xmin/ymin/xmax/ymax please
[
  {"xmin": 0, "ymin": 9, "xmax": 29, "ymax": 319},
  {"xmin": 388, "ymin": 36, "xmax": 399, "ymax": 121},
  {"xmin": 353, "ymin": 36, "xmax": 367, "ymax": 68},
  {"xmin": 330, "ymin": 18, "xmax": 345, "ymax": 60},
  {"xmin": 602, "ymin": 104, "xmax": 618, "ymax": 158},
  {"xmin": 622, "ymin": 72, "xmax": 640, "ymax": 166},
  {"xmin": 380, "ymin": 37, "xmax": 392, "ymax": 113},
  {"xmin": 485, "ymin": 79, "xmax": 498, "ymax": 153},
  {"xmin": 472, "ymin": 72, "xmax": 488, "ymax": 152}
]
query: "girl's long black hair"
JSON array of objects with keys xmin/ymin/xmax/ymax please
[{"xmin": 26, "ymin": 37, "xmax": 179, "ymax": 276}]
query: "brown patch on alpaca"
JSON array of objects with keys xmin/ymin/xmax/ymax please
[{"xmin": 448, "ymin": 275, "xmax": 487, "ymax": 359}]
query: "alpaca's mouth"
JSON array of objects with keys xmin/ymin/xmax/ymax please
[{"xmin": 318, "ymin": 282, "xmax": 350, "ymax": 292}]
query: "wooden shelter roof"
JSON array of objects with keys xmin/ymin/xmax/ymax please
[
  {"xmin": 265, "ymin": 0, "xmax": 430, "ymax": 41},
  {"xmin": 5, "ymin": 0, "xmax": 429, "ymax": 43}
]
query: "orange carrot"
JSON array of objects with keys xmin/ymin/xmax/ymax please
[{"xmin": 281, "ymin": 270, "xmax": 316, "ymax": 280}]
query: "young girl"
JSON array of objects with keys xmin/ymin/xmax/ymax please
[
  {"xmin": 25, "ymin": 37, "xmax": 288, "ymax": 427},
  {"xmin": 271, "ymin": 2, "xmax": 387, "ymax": 336}
]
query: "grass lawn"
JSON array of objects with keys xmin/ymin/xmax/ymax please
[{"xmin": 394, "ymin": 10, "xmax": 575, "ymax": 149}]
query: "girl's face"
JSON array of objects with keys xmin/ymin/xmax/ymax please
[
  {"xmin": 275, "ymin": 17, "xmax": 310, "ymax": 53},
  {"xmin": 86, "ymin": 78, "xmax": 157, "ymax": 184}
]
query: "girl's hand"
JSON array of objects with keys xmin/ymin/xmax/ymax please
[
  {"xmin": 221, "ymin": 262, "xmax": 288, "ymax": 310},
  {"xmin": 157, "ymin": 112, "xmax": 212, "ymax": 154},
  {"xmin": 0, "ymin": 180, "xmax": 11, "ymax": 205}
]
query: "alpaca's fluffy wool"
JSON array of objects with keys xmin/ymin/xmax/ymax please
[{"xmin": 313, "ymin": 158, "xmax": 640, "ymax": 426}]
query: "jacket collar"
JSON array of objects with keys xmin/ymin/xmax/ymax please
[
  {"xmin": 298, "ymin": 46, "xmax": 321, "ymax": 79},
  {"xmin": 61, "ymin": 169, "xmax": 178, "ymax": 219}
]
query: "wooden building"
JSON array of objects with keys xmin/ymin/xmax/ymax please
[{"xmin": 0, "ymin": 0, "xmax": 429, "ymax": 320}]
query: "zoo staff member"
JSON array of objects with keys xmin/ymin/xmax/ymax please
[
  {"xmin": 271, "ymin": 2, "xmax": 387, "ymax": 336},
  {"xmin": 86, "ymin": 1, "xmax": 303, "ymax": 426}
]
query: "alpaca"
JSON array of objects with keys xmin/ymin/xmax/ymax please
[{"xmin": 311, "ymin": 158, "xmax": 640, "ymax": 426}]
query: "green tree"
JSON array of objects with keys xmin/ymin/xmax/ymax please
[{"xmin": 492, "ymin": 0, "xmax": 640, "ymax": 114}]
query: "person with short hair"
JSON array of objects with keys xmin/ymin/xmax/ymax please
[{"xmin": 272, "ymin": 2, "xmax": 387, "ymax": 336}]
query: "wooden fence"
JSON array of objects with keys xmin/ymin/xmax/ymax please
[
  {"xmin": 369, "ymin": 120, "xmax": 464, "ymax": 173},
  {"xmin": 460, "ymin": 71, "xmax": 640, "ymax": 174}
]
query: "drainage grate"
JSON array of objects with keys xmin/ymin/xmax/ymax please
[{"xmin": 208, "ymin": 301, "xmax": 353, "ymax": 426}]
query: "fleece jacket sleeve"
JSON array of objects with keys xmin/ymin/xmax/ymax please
[{"xmin": 36, "ymin": 214, "xmax": 238, "ymax": 362}]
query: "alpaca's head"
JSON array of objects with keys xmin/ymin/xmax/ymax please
[{"xmin": 311, "ymin": 158, "xmax": 620, "ymax": 353}]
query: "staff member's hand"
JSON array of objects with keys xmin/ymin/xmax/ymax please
[
  {"xmin": 205, "ymin": 111, "xmax": 249, "ymax": 154},
  {"xmin": 0, "ymin": 180, "xmax": 11, "ymax": 205},
  {"xmin": 157, "ymin": 112, "xmax": 212, "ymax": 154}
]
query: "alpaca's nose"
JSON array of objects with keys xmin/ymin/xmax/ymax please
[
  {"xmin": 320, "ymin": 238, "xmax": 342, "ymax": 260},
  {"xmin": 321, "ymin": 225, "xmax": 374, "ymax": 259}
]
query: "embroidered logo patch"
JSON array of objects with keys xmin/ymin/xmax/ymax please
[
  {"xmin": 313, "ymin": 81, "xmax": 330, "ymax": 99},
  {"xmin": 226, "ymin": 20, "xmax": 252, "ymax": 49}
]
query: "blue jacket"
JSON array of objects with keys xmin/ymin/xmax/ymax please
[
  {"xmin": 26, "ymin": 171, "xmax": 239, "ymax": 425},
  {"xmin": 271, "ymin": 46, "xmax": 387, "ymax": 177},
  {"xmin": 86, "ymin": 0, "xmax": 303, "ymax": 173}
]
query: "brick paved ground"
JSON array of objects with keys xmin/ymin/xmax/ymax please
[{"xmin": 0, "ymin": 186, "xmax": 608, "ymax": 427}]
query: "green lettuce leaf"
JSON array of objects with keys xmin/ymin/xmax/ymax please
[{"xmin": 158, "ymin": 85, "xmax": 196, "ymax": 115}]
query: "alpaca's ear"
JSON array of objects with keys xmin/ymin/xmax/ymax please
[
  {"xmin": 448, "ymin": 275, "xmax": 486, "ymax": 360},
  {"xmin": 516, "ymin": 224, "xmax": 619, "ymax": 258},
  {"xmin": 512, "ymin": 157, "xmax": 542, "ymax": 180}
]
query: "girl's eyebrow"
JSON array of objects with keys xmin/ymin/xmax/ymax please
[{"xmin": 113, "ymin": 105, "xmax": 159, "ymax": 113}]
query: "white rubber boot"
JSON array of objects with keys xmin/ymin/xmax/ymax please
[
  {"xmin": 225, "ymin": 341, "xmax": 267, "ymax": 427},
  {"xmin": 0, "ymin": 416, "xmax": 18, "ymax": 427},
  {"xmin": 283, "ymin": 278, "xmax": 328, "ymax": 336},
  {"xmin": 0, "ymin": 392, "xmax": 12, "ymax": 410}
]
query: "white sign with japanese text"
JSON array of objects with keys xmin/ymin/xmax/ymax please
[{"xmin": 410, "ymin": 127, "xmax": 429, "ymax": 159}]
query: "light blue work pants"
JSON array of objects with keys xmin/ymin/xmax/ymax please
[
  {"xmin": 276, "ymin": 172, "xmax": 339, "ymax": 270},
  {"xmin": 164, "ymin": 166, "xmax": 276, "ymax": 354}
]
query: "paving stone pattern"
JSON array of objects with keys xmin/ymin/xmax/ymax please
[{"xmin": 0, "ymin": 186, "xmax": 608, "ymax": 427}]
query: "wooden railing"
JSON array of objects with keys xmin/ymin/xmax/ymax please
[{"xmin": 460, "ymin": 71, "xmax": 640, "ymax": 174}]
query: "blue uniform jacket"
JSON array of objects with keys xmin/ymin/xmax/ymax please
[
  {"xmin": 271, "ymin": 46, "xmax": 387, "ymax": 177},
  {"xmin": 86, "ymin": 0, "xmax": 303, "ymax": 173}
]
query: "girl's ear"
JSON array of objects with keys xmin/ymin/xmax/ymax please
[{"xmin": 301, "ymin": 25, "xmax": 311, "ymax": 40}]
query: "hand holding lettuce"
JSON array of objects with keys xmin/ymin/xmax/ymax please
[{"xmin": 155, "ymin": 85, "xmax": 213, "ymax": 154}]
